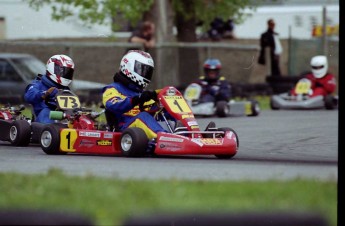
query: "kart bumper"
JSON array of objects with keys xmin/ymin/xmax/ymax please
[
  {"xmin": 271, "ymin": 94, "xmax": 324, "ymax": 109},
  {"xmin": 154, "ymin": 132, "xmax": 238, "ymax": 156}
]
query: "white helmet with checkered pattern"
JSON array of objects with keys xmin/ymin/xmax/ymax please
[
  {"xmin": 119, "ymin": 50, "xmax": 154, "ymax": 90},
  {"xmin": 46, "ymin": 54, "xmax": 75, "ymax": 87}
]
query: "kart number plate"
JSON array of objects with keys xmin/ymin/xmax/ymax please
[
  {"xmin": 60, "ymin": 129, "xmax": 78, "ymax": 152},
  {"xmin": 295, "ymin": 80, "xmax": 311, "ymax": 95},
  {"xmin": 56, "ymin": 95, "xmax": 81, "ymax": 110},
  {"xmin": 164, "ymin": 96, "xmax": 192, "ymax": 113}
]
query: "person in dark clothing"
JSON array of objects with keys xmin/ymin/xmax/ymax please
[
  {"xmin": 258, "ymin": 19, "xmax": 282, "ymax": 76},
  {"xmin": 128, "ymin": 21, "xmax": 155, "ymax": 52},
  {"xmin": 195, "ymin": 58, "xmax": 232, "ymax": 103},
  {"xmin": 24, "ymin": 54, "xmax": 74, "ymax": 123}
]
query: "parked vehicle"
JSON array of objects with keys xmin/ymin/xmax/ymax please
[{"xmin": 0, "ymin": 53, "xmax": 106, "ymax": 105}]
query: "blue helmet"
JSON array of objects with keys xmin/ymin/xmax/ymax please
[{"xmin": 203, "ymin": 58, "xmax": 221, "ymax": 81}]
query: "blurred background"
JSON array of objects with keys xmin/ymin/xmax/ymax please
[{"xmin": 0, "ymin": 0, "xmax": 339, "ymax": 98}]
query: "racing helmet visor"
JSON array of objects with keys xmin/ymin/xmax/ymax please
[
  {"xmin": 134, "ymin": 60, "xmax": 153, "ymax": 80},
  {"xmin": 311, "ymin": 65, "xmax": 324, "ymax": 70},
  {"xmin": 54, "ymin": 65, "xmax": 74, "ymax": 80}
]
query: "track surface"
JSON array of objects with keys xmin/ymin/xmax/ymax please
[{"xmin": 0, "ymin": 110, "xmax": 338, "ymax": 181}]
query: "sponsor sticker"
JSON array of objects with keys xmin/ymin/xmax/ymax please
[
  {"xmin": 159, "ymin": 136, "xmax": 184, "ymax": 143},
  {"xmin": 104, "ymin": 133, "xmax": 113, "ymax": 139},
  {"xmin": 79, "ymin": 131, "xmax": 101, "ymax": 138},
  {"xmin": 97, "ymin": 140, "xmax": 112, "ymax": 146}
]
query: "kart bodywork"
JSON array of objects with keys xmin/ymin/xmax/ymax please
[
  {"xmin": 270, "ymin": 79, "xmax": 338, "ymax": 110},
  {"xmin": 183, "ymin": 83, "xmax": 260, "ymax": 117},
  {"xmin": 40, "ymin": 86, "xmax": 238, "ymax": 159}
]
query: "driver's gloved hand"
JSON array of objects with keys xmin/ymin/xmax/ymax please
[
  {"xmin": 41, "ymin": 87, "xmax": 58, "ymax": 100},
  {"xmin": 131, "ymin": 90, "xmax": 157, "ymax": 106}
]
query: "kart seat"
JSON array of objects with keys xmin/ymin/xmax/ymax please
[{"xmin": 104, "ymin": 109, "xmax": 120, "ymax": 132}]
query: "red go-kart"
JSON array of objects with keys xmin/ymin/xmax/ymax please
[{"xmin": 40, "ymin": 86, "xmax": 239, "ymax": 159}]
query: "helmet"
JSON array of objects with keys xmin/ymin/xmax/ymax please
[
  {"xmin": 46, "ymin": 54, "xmax": 74, "ymax": 87},
  {"xmin": 119, "ymin": 50, "xmax": 154, "ymax": 90},
  {"xmin": 310, "ymin": 55, "xmax": 328, "ymax": 79},
  {"xmin": 203, "ymin": 58, "xmax": 222, "ymax": 81}
]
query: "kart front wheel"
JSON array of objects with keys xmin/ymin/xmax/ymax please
[
  {"xmin": 120, "ymin": 127, "xmax": 148, "ymax": 157},
  {"xmin": 40, "ymin": 124, "xmax": 65, "ymax": 155},
  {"xmin": 215, "ymin": 127, "xmax": 238, "ymax": 159},
  {"xmin": 248, "ymin": 100, "xmax": 260, "ymax": 116},
  {"xmin": 9, "ymin": 120, "xmax": 31, "ymax": 146}
]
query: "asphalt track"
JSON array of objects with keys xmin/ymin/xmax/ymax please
[{"xmin": 0, "ymin": 110, "xmax": 338, "ymax": 181}]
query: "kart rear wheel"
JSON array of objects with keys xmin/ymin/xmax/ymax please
[
  {"xmin": 9, "ymin": 120, "xmax": 31, "ymax": 146},
  {"xmin": 215, "ymin": 101, "xmax": 229, "ymax": 117},
  {"xmin": 324, "ymin": 95, "xmax": 338, "ymax": 110},
  {"xmin": 120, "ymin": 127, "xmax": 149, "ymax": 157},
  {"xmin": 248, "ymin": 100, "xmax": 260, "ymax": 116},
  {"xmin": 40, "ymin": 124, "xmax": 66, "ymax": 155},
  {"xmin": 215, "ymin": 127, "xmax": 238, "ymax": 159}
]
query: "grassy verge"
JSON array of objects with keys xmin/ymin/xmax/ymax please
[{"xmin": 0, "ymin": 170, "xmax": 337, "ymax": 226}]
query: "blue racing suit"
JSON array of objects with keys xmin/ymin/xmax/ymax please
[
  {"xmin": 196, "ymin": 76, "xmax": 231, "ymax": 103},
  {"xmin": 102, "ymin": 82, "xmax": 166, "ymax": 140},
  {"xmin": 24, "ymin": 74, "xmax": 64, "ymax": 123}
]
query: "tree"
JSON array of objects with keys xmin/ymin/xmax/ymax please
[
  {"xmin": 26, "ymin": 0, "xmax": 256, "ymax": 42},
  {"xmin": 25, "ymin": 0, "xmax": 256, "ymax": 87}
]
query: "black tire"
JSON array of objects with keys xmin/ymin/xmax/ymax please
[
  {"xmin": 120, "ymin": 127, "xmax": 148, "ymax": 157},
  {"xmin": 270, "ymin": 96, "xmax": 280, "ymax": 110},
  {"xmin": 248, "ymin": 99, "xmax": 260, "ymax": 116},
  {"xmin": 324, "ymin": 95, "xmax": 338, "ymax": 110},
  {"xmin": 215, "ymin": 127, "xmax": 238, "ymax": 159},
  {"xmin": 9, "ymin": 120, "xmax": 31, "ymax": 146},
  {"xmin": 40, "ymin": 124, "xmax": 65, "ymax": 155},
  {"xmin": 215, "ymin": 101, "xmax": 229, "ymax": 117}
]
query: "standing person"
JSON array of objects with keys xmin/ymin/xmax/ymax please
[
  {"xmin": 194, "ymin": 58, "xmax": 232, "ymax": 103},
  {"xmin": 102, "ymin": 50, "xmax": 166, "ymax": 140},
  {"xmin": 24, "ymin": 54, "xmax": 74, "ymax": 123},
  {"xmin": 290, "ymin": 55, "xmax": 336, "ymax": 97},
  {"xmin": 128, "ymin": 21, "xmax": 155, "ymax": 52},
  {"xmin": 258, "ymin": 18, "xmax": 283, "ymax": 76}
]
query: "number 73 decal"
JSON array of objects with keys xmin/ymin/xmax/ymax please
[{"xmin": 57, "ymin": 95, "xmax": 81, "ymax": 110}]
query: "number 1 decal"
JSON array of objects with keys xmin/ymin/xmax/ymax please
[
  {"xmin": 60, "ymin": 129, "xmax": 77, "ymax": 152},
  {"xmin": 165, "ymin": 97, "xmax": 192, "ymax": 113}
]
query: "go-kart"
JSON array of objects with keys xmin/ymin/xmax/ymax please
[
  {"xmin": 39, "ymin": 86, "xmax": 239, "ymax": 159},
  {"xmin": 270, "ymin": 78, "xmax": 338, "ymax": 110},
  {"xmin": 0, "ymin": 104, "xmax": 33, "ymax": 146},
  {"xmin": 183, "ymin": 83, "xmax": 260, "ymax": 117}
]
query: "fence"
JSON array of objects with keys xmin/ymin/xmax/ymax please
[{"xmin": 0, "ymin": 38, "xmax": 338, "ymax": 93}]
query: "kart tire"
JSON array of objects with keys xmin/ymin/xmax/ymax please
[
  {"xmin": 40, "ymin": 124, "xmax": 66, "ymax": 155},
  {"xmin": 215, "ymin": 101, "xmax": 229, "ymax": 117},
  {"xmin": 248, "ymin": 100, "xmax": 260, "ymax": 116},
  {"xmin": 324, "ymin": 95, "xmax": 338, "ymax": 110},
  {"xmin": 9, "ymin": 120, "xmax": 31, "ymax": 146},
  {"xmin": 215, "ymin": 127, "xmax": 238, "ymax": 159},
  {"xmin": 270, "ymin": 96, "xmax": 280, "ymax": 110},
  {"xmin": 120, "ymin": 127, "xmax": 149, "ymax": 157}
]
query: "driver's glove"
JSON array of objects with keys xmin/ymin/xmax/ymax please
[
  {"xmin": 131, "ymin": 90, "xmax": 157, "ymax": 106},
  {"xmin": 41, "ymin": 87, "xmax": 58, "ymax": 100}
]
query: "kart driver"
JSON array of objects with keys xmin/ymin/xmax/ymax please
[
  {"xmin": 24, "ymin": 54, "xmax": 75, "ymax": 123},
  {"xmin": 290, "ymin": 55, "xmax": 336, "ymax": 97},
  {"xmin": 102, "ymin": 50, "xmax": 166, "ymax": 140},
  {"xmin": 195, "ymin": 58, "xmax": 231, "ymax": 103}
]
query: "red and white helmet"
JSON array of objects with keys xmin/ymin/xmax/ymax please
[
  {"xmin": 310, "ymin": 55, "xmax": 328, "ymax": 79},
  {"xmin": 119, "ymin": 50, "xmax": 154, "ymax": 90},
  {"xmin": 46, "ymin": 54, "xmax": 75, "ymax": 87}
]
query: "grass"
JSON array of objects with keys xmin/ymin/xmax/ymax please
[{"xmin": 0, "ymin": 170, "xmax": 337, "ymax": 226}]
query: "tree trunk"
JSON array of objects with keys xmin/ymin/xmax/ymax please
[{"xmin": 175, "ymin": 0, "xmax": 200, "ymax": 88}]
